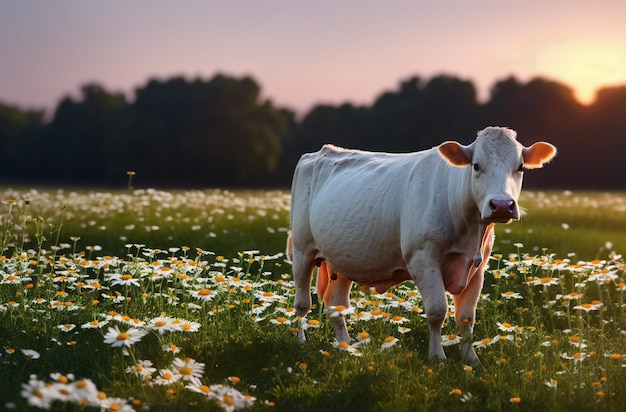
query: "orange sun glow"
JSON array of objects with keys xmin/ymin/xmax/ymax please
[{"xmin": 536, "ymin": 39, "xmax": 626, "ymax": 104}]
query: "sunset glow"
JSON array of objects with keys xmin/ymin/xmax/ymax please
[{"xmin": 536, "ymin": 40, "xmax": 626, "ymax": 104}]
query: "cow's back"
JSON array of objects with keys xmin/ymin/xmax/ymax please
[{"xmin": 290, "ymin": 144, "xmax": 446, "ymax": 282}]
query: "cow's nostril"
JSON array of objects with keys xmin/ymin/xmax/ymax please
[{"xmin": 490, "ymin": 199, "xmax": 515, "ymax": 213}]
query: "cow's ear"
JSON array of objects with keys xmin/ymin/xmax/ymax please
[
  {"xmin": 438, "ymin": 141, "xmax": 472, "ymax": 166},
  {"xmin": 522, "ymin": 142, "xmax": 557, "ymax": 169}
]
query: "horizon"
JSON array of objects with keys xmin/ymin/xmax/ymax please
[{"xmin": 1, "ymin": 1, "xmax": 625, "ymax": 114}]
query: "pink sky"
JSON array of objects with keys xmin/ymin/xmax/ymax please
[{"xmin": 1, "ymin": 1, "xmax": 625, "ymax": 115}]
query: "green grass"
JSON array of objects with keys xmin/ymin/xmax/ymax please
[{"xmin": 0, "ymin": 188, "xmax": 625, "ymax": 411}]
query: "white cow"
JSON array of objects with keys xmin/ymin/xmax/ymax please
[{"xmin": 288, "ymin": 126, "xmax": 556, "ymax": 364}]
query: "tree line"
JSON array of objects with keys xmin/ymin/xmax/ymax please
[{"xmin": 1, "ymin": 73, "xmax": 625, "ymax": 189}]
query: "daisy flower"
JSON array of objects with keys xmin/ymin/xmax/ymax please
[
  {"xmin": 98, "ymin": 397, "xmax": 135, "ymax": 412},
  {"xmin": 473, "ymin": 335, "xmax": 500, "ymax": 349},
  {"xmin": 186, "ymin": 381, "xmax": 212, "ymax": 397},
  {"xmin": 332, "ymin": 341, "xmax": 363, "ymax": 357},
  {"xmin": 147, "ymin": 315, "xmax": 175, "ymax": 335},
  {"xmin": 171, "ymin": 357, "xmax": 205, "ymax": 383},
  {"xmin": 175, "ymin": 319, "xmax": 201, "ymax": 333},
  {"xmin": 190, "ymin": 288, "xmax": 216, "ymax": 302},
  {"xmin": 568, "ymin": 336, "xmax": 588, "ymax": 349},
  {"xmin": 58, "ymin": 323, "xmax": 76, "ymax": 332},
  {"xmin": 496, "ymin": 322, "xmax": 518, "ymax": 332},
  {"xmin": 356, "ymin": 331, "xmax": 371, "ymax": 345},
  {"xmin": 270, "ymin": 316, "xmax": 291, "ymax": 325},
  {"xmin": 544, "ymin": 379, "xmax": 558, "ymax": 389},
  {"xmin": 442, "ymin": 334, "xmax": 461, "ymax": 346},
  {"xmin": 81, "ymin": 319, "xmax": 109, "ymax": 329},
  {"xmin": 299, "ymin": 318, "xmax": 321, "ymax": 331},
  {"xmin": 21, "ymin": 349, "xmax": 41, "ymax": 359},
  {"xmin": 573, "ymin": 302, "xmax": 602, "ymax": 312},
  {"xmin": 103, "ymin": 326, "xmax": 147, "ymax": 348},
  {"xmin": 397, "ymin": 326, "xmax": 411, "ymax": 334},
  {"xmin": 126, "ymin": 360, "xmax": 157, "ymax": 378},
  {"xmin": 108, "ymin": 273, "xmax": 141, "ymax": 288},
  {"xmin": 530, "ymin": 277, "xmax": 559, "ymax": 287},
  {"xmin": 21, "ymin": 377, "xmax": 54, "ymax": 409},
  {"xmin": 389, "ymin": 315, "xmax": 409, "ymax": 325},
  {"xmin": 501, "ymin": 291, "xmax": 522, "ymax": 299},
  {"xmin": 162, "ymin": 343, "xmax": 182, "ymax": 354},
  {"xmin": 152, "ymin": 368, "xmax": 182, "ymax": 386},
  {"xmin": 207, "ymin": 384, "xmax": 256, "ymax": 411},
  {"xmin": 381, "ymin": 336, "xmax": 399, "ymax": 350},
  {"xmin": 325, "ymin": 305, "xmax": 355, "ymax": 318}
]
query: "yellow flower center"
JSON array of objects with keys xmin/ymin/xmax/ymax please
[
  {"xmin": 117, "ymin": 333, "xmax": 130, "ymax": 341},
  {"xmin": 179, "ymin": 366, "xmax": 193, "ymax": 376}
]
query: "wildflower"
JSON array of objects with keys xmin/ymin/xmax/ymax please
[
  {"xmin": 442, "ymin": 334, "xmax": 461, "ymax": 346},
  {"xmin": 389, "ymin": 315, "xmax": 409, "ymax": 324},
  {"xmin": 81, "ymin": 319, "xmax": 107, "ymax": 332},
  {"xmin": 557, "ymin": 292, "xmax": 582, "ymax": 301},
  {"xmin": 501, "ymin": 291, "xmax": 522, "ymax": 299},
  {"xmin": 21, "ymin": 349, "xmax": 41, "ymax": 359},
  {"xmin": 98, "ymin": 396, "xmax": 135, "ymax": 411},
  {"xmin": 510, "ymin": 397, "xmax": 521, "ymax": 404},
  {"xmin": 186, "ymin": 381, "xmax": 212, "ymax": 397},
  {"xmin": 190, "ymin": 288, "xmax": 216, "ymax": 302},
  {"xmin": 103, "ymin": 326, "xmax": 147, "ymax": 348},
  {"xmin": 163, "ymin": 343, "xmax": 181, "ymax": 353},
  {"xmin": 206, "ymin": 384, "xmax": 256, "ymax": 411},
  {"xmin": 544, "ymin": 379, "xmax": 558, "ymax": 389},
  {"xmin": 152, "ymin": 369, "xmax": 182, "ymax": 386},
  {"xmin": 397, "ymin": 326, "xmax": 411, "ymax": 334},
  {"xmin": 325, "ymin": 305, "xmax": 355, "ymax": 318},
  {"xmin": 496, "ymin": 322, "xmax": 518, "ymax": 332},
  {"xmin": 126, "ymin": 360, "xmax": 157, "ymax": 378},
  {"xmin": 58, "ymin": 323, "xmax": 76, "ymax": 332},
  {"xmin": 275, "ymin": 307, "xmax": 298, "ymax": 317},
  {"xmin": 147, "ymin": 315, "xmax": 175, "ymax": 335},
  {"xmin": 299, "ymin": 318, "xmax": 321, "ymax": 331},
  {"xmin": 176, "ymin": 319, "xmax": 201, "ymax": 333},
  {"xmin": 171, "ymin": 357, "xmax": 205, "ymax": 383},
  {"xmin": 381, "ymin": 336, "xmax": 399, "ymax": 350},
  {"xmin": 109, "ymin": 273, "xmax": 141, "ymax": 288},
  {"xmin": 531, "ymin": 277, "xmax": 559, "ymax": 287},
  {"xmin": 568, "ymin": 336, "xmax": 588, "ymax": 349},
  {"xmin": 332, "ymin": 341, "xmax": 363, "ymax": 357},
  {"xmin": 357, "ymin": 331, "xmax": 371, "ymax": 345},
  {"xmin": 270, "ymin": 316, "xmax": 291, "ymax": 325},
  {"xmin": 21, "ymin": 377, "xmax": 54, "ymax": 409},
  {"xmin": 573, "ymin": 302, "xmax": 602, "ymax": 312},
  {"xmin": 473, "ymin": 335, "xmax": 500, "ymax": 348},
  {"xmin": 561, "ymin": 352, "xmax": 587, "ymax": 363}
]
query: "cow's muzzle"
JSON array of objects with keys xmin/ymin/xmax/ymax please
[{"xmin": 486, "ymin": 199, "xmax": 519, "ymax": 223}]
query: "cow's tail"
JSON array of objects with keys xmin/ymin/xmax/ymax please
[{"xmin": 286, "ymin": 231, "xmax": 293, "ymax": 263}]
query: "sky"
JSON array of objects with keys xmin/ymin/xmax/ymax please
[{"xmin": 1, "ymin": 1, "xmax": 626, "ymax": 115}]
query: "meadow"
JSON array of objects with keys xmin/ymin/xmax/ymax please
[{"xmin": 0, "ymin": 187, "xmax": 625, "ymax": 411}]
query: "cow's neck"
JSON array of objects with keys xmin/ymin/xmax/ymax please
[{"xmin": 445, "ymin": 165, "xmax": 488, "ymax": 254}]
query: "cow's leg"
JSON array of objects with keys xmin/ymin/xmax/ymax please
[
  {"xmin": 408, "ymin": 255, "xmax": 448, "ymax": 362},
  {"xmin": 454, "ymin": 224, "xmax": 493, "ymax": 365},
  {"xmin": 319, "ymin": 263, "xmax": 353, "ymax": 343},
  {"xmin": 453, "ymin": 270, "xmax": 484, "ymax": 366},
  {"xmin": 292, "ymin": 249, "xmax": 316, "ymax": 344}
]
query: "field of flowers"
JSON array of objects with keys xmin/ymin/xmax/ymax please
[{"xmin": 0, "ymin": 188, "xmax": 625, "ymax": 411}]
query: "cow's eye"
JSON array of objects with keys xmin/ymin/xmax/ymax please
[
  {"xmin": 473, "ymin": 163, "xmax": 480, "ymax": 172},
  {"xmin": 518, "ymin": 163, "xmax": 525, "ymax": 172}
]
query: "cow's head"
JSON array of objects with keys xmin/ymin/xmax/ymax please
[{"xmin": 438, "ymin": 127, "xmax": 556, "ymax": 224}]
